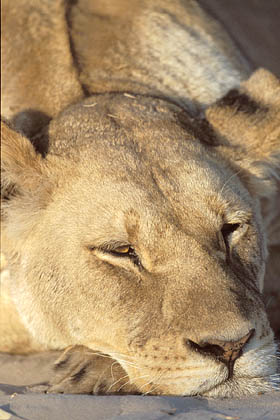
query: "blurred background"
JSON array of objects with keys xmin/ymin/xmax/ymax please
[{"xmin": 199, "ymin": 0, "xmax": 280, "ymax": 77}]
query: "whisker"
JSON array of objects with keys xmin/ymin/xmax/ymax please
[
  {"xmin": 84, "ymin": 350, "xmax": 140, "ymax": 370},
  {"xmin": 108, "ymin": 351, "xmax": 135, "ymax": 360},
  {"xmin": 117, "ymin": 374, "xmax": 150, "ymax": 393},
  {"xmin": 264, "ymin": 296, "xmax": 274, "ymax": 309},
  {"xmin": 108, "ymin": 351, "xmax": 138, "ymax": 364},
  {"xmin": 115, "ymin": 359, "xmax": 141, "ymax": 370},
  {"xmin": 147, "ymin": 382, "xmax": 164, "ymax": 395},
  {"xmin": 140, "ymin": 370, "xmax": 167, "ymax": 395},
  {"xmin": 107, "ymin": 373, "xmax": 130, "ymax": 392},
  {"xmin": 84, "ymin": 348, "xmax": 135, "ymax": 362},
  {"xmin": 84, "ymin": 351, "xmax": 113, "ymax": 359},
  {"xmin": 219, "ymin": 168, "xmax": 244, "ymax": 195},
  {"xmin": 110, "ymin": 360, "xmax": 120, "ymax": 381}
]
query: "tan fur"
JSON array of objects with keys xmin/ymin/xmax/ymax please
[
  {"xmin": 1, "ymin": 0, "xmax": 279, "ymax": 397},
  {"xmin": 1, "ymin": 0, "xmax": 83, "ymax": 124}
]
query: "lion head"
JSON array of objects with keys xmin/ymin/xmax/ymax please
[{"xmin": 1, "ymin": 69, "xmax": 280, "ymax": 397}]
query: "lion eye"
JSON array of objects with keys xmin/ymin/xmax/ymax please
[
  {"xmin": 110, "ymin": 245, "xmax": 143, "ymax": 270},
  {"xmin": 221, "ymin": 223, "xmax": 240, "ymax": 249},
  {"xmin": 112, "ymin": 245, "xmax": 130, "ymax": 255}
]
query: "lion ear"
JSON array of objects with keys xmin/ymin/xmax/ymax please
[
  {"xmin": 1, "ymin": 120, "xmax": 49, "ymax": 204},
  {"xmin": 206, "ymin": 69, "xmax": 280, "ymax": 197}
]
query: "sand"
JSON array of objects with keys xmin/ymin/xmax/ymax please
[
  {"xmin": 1, "ymin": 1, "xmax": 279, "ymax": 419},
  {"xmin": 0, "ymin": 352, "xmax": 279, "ymax": 420}
]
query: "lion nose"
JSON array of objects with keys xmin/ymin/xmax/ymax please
[{"xmin": 188, "ymin": 329, "xmax": 255, "ymax": 378}]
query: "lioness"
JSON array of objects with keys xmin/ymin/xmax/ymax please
[{"xmin": 1, "ymin": 0, "xmax": 279, "ymax": 398}]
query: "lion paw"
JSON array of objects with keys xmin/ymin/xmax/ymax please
[{"xmin": 47, "ymin": 345, "xmax": 138, "ymax": 395}]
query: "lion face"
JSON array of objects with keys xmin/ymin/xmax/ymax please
[{"xmin": 2, "ymin": 70, "xmax": 280, "ymax": 396}]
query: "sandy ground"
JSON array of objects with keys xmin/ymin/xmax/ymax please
[
  {"xmin": 1, "ymin": 0, "xmax": 280, "ymax": 419},
  {"xmin": 0, "ymin": 353, "xmax": 279, "ymax": 420}
]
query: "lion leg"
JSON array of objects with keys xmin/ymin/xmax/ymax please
[
  {"xmin": 48, "ymin": 345, "xmax": 138, "ymax": 395},
  {"xmin": 0, "ymin": 254, "xmax": 44, "ymax": 354}
]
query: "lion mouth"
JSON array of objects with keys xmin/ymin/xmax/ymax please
[
  {"xmin": 200, "ymin": 345, "xmax": 280, "ymax": 397},
  {"xmin": 144, "ymin": 370, "xmax": 280, "ymax": 397},
  {"xmin": 126, "ymin": 348, "xmax": 280, "ymax": 397}
]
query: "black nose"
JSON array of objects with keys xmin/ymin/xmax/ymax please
[{"xmin": 188, "ymin": 329, "xmax": 255, "ymax": 378}]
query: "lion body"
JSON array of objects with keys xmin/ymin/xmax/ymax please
[{"xmin": 1, "ymin": 0, "xmax": 279, "ymax": 397}]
